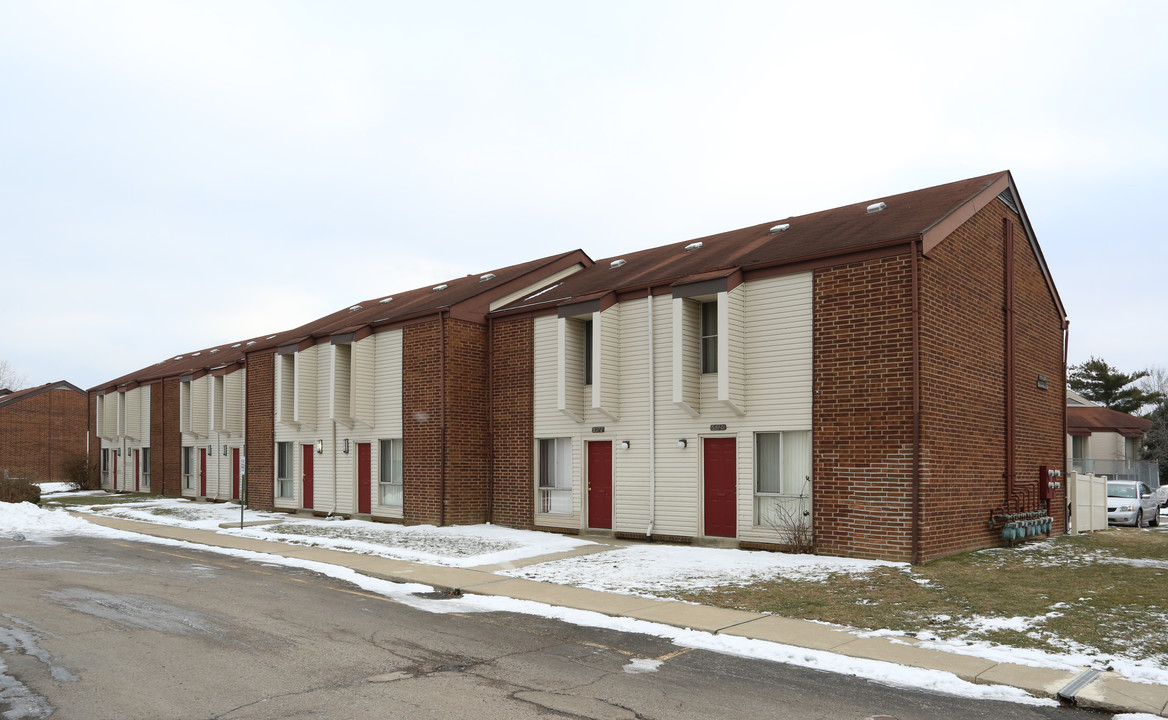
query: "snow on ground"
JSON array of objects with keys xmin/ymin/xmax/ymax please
[
  {"xmin": 0, "ymin": 499, "xmax": 1059, "ymax": 709},
  {"xmin": 500, "ymin": 543, "xmax": 905, "ymax": 596}
]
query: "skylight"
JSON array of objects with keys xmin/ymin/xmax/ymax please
[
  {"xmin": 379, "ymin": 297, "xmax": 393, "ymax": 304},
  {"xmin": 479, "ymin": 273, "xmax": 496, "ymax": 282},
  {"xmin": 610, "ymin": 259, "xmax": 627, "ymax": 268},
  {"xmin": 684, "ymin": 242, "xmax": 704, "ymax": 252},
  {"xmin": 433, "ymin": 284, "xmax": 448, "ymax": 292},
  {"xmin": 349, "ymin": 305, "xmax": 362, "ymax": 312},
  {"xmin": 866, "ymin": 202, "xmax": 887, "ymax": 214},
  {"xmin": 769, "ymin": 223, "xmax": 790, "ymax": 234}
]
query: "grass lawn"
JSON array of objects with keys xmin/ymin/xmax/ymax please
[{"xmin": 678, "ymin": 528, "xmax": 1168, "ymax": 663}]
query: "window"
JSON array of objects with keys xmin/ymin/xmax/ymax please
[
  {"xmin": 182, "ymin": 447, "xmax": 195, "ymax": 490},
  {"xmin": 1071, "ymin": 436, "xmax": 1087, "ymax": 461},
  {"xmin": 754, "ymin": 431, "xmax": 811, "ymax": 525},
  {"xmin": 141, "ymin": 448, "xmax": 151, "ymax": 490},
  {"xmin": 379, "ymin": 439, "xmax": 403, "ymax": 507},
  {"xmin": 101, "ymin": 448, "xmax": 110, "ymax": 486},
  {"xmin": 701, "ymin": 300, "xmax": 718, "ymax": 373},
  {"xmin": 276, "ymin": 442, "xmax": 294, "ymax": 498},
  {"xmin": 538, "ymin": 438, "xmax": 573, "ymax": 514},
  {"xmin": 583, "ymin": 319, "xmax": 593, "ymax": 386},
  {"xmin": 1126, "ymin": 437, "xmax": 1139, "ymax": 461}
]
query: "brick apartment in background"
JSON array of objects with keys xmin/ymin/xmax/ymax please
[
  {"xmin": 0, "ymin": 381, "xmax": 88, "ymax": 482},
  {"xmin": 87, "ymin": 171, "xmax": 1068, "ymax": 563}
]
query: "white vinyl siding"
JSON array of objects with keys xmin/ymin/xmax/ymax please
[
  {"xmin": 331, "ymin": 343, "xmax": 353, "ymax": 427},
  {"xmin": 593, "ymin": 305, "xmax": 621, "ymax": 420},
  {"xmin": 532, "ymin": 273, "xmax": 813, "ymax": 542},
  {"xmin": 352, "ymin": 335, "xmax": 376, "ymax": 428},
  {"xmin": 224, "ymin": 370, "xmax": 245, "ymax": 436},
  {"xmin": 294, "ymin": 345, "xmax": 317, "ymax": 430},
  {"xmin": 556, "ymin": 317, "xmax": 587, "ymax": 422},
  {"xmin": 276, "ymin": 353, "xmax": 296, "ymax": 427}
]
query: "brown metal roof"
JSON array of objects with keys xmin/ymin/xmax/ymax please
[
  {"xmin": 498, "ymin": 171, "xmax": 1015, "ymax": 313},
  {"xmin": 0, "ymin": 381, "xmax": 86, "ymax": 409},
  {"xmin": 1067, "ymin": 406, "xmax": 1153, "ymax": 437},
  {"xmin": 90, "ymin": 249, "xmax": 589, "ymax": 393}
]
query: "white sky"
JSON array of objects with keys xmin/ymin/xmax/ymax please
[{"xmin": 2, "ymin": 1, "xmax": 1165, "ymax": 390}]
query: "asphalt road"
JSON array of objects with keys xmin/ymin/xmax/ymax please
[{"xmin": 0, "ymin": 535, "xmax": 1101, "ymax": 720}]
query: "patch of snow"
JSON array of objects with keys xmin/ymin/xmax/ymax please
[{"xmin": 623, "ymin": 658, "xmax": 662, "ymax": 674}]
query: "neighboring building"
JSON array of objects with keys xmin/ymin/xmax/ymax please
[
  {"xmin": 1067, "ymin": 388, "xmax": 1157, "ymax": 485},
  {"xmin": 488, "ymin": 170, "xmax": 1067, "ymax": 562},
  {"xmin": 0, "ymin": 381, "xmax": 88, "ymax": 482},
  {"xmin": 88, "ymin": 250, "xmax": 592, "ymax": 523},
  {"xmin": 87, "ymin": 170, "xmax": 1068, "ymax": 563}
]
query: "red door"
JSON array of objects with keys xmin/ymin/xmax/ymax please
[
  {"xmin": 231, "ymin": 448, "xmax": 241, "ymax": 500},
  {"xmin": 703, "ymin": 438, "xmax": 737, "ymax": 537},
  {"xmin": 302, "ymin": 444, "xmax": 315, "ymax": 510},
  {"xmin": 587, "ymin": 441, "xmax": 613, "ymax": 529},
  {"xmin": 357, "ymin": 443, "xmax": 372, "ymax": 514},
  {"xmin": 134, "ymin": 449, "xmax": 140, "ymax": 492},
  {"xmin": 199, "ymin": 448, "xmax": 207, "ymax": 496}
]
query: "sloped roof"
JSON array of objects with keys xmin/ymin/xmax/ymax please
[
  {"xmin": 91, "ymin": 250, "xmax": 589, "ymax": 393},
  {"xmin": 0, "ymin": 381, "xmax": 86, "ymax": 409},
  {"xmin": 1067, "ymin": 406, "xmax": 1152, "ymax": 438},
  {"xmin": 497, "ymin": 171, "xmax": 1062, "ymax": 317}
]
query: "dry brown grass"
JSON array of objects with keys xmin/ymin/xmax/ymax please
[{"xmin": 678, "ymin": 527, "xmax": 1168, "ymax": 662}]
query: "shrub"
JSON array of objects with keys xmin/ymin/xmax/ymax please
[
  {"xmin": 60, "ymin": 452, "xmax": 101, "ymax": 491},
  {"xmin": 0, "ymin": 475, "xmax": 41, "ymax": 504}
]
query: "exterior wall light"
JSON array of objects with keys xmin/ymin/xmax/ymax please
[
  {"xmin": 315, "ymin": 439, "xmax": 324, "ymax": 455},
  {"xmin": 678, "ymin": 439, "xmax": 687, "ymax": 449},
  {"xmin": 342, "ymin": 439, "xmax": 350, "ymax": 454},
  {"xmin": 222, "ymin": 444, "xmax": 228, "ymax": 456},
  {"xmin": 620, "ymin": 441, "xmax": 631, "ymax": 450}
]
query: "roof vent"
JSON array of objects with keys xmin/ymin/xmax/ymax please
[
  {"xmin": 191, "ymin": 352, "xmax": 201, "ymax": 357},
  {"xmin": 684, "ymin": 242, "xmax": 704, "ymax": 252},
  {"xmin": 479, "ymin": 273, "xmax": 496, "ymax": 282},
  {"xmin": 610, "ymin": 259, "xmax": 627, "ymax": 269},
  {"xmin": 769, "ymin": 223, "xmax": 790, "ymax": 234},
  {"xmin": 433, "ymin": 284, "xmax": 448, "ymax": 292},
  {"xmin": 246, "ymin": 341, "xmax": 256, "ymax": 347},
  {"xmin": 349, "ymin": 305, "xmax": 362, "ymax": 312},
  {"xmin": 866, "ymin": 202, "xmax": 887, "ymax": 214},
  {"xmin": 266, "ymin": 335, "xmax": 277, "ymax": 340},
  {"xmin": 174, "ymin": 356, "xmax": 183, "ymax": 361},
  {"xmin": 379, "ymin": 297, "xmax": 393, "ymax": 304},
  {"xmin": 210, "ymin": 349, "xmax": 219, "ymax": 354},
  {"xmin": 231, "ymin": 343, "xmax": 242, "ymax": 348}
]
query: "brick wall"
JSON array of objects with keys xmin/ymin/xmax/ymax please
[
  {"xmin": 813, "ymin": 254, "xmax": 916, "ymax": 561},
  {"xmin": 403, "ymin": 319, "xmax": 443, "ymax": 525},
  {"xmin": 245, "ymin": 351, "xmax": 275, "ymax": 510},
  {"xmin": 150, "ymin": 378, "xmax": 182, "ymax": 497},
  {"xmin": 917, "ymin": 199, "xmax": 1065, "ymax": 560},
  {"xmin": 443, "ymin": 318, "xmax": 490, "ymax": 525},
  {"xmin": 489, "ymin": 316, "xmax": 535, "ymax": 528},
  {"xmin": 0, "ymin": 386, "xmax": 88, "ymax": 482}
]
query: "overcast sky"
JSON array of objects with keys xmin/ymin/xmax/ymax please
[{"xmin": 2, "ymin": 1, "xmax": 1165, "ymax": 391}]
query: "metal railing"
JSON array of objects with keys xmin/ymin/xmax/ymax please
[{"xmin": 1070, "ymin": 458, "xmax": 1161, "ymax": 486}]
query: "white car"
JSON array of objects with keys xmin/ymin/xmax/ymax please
[{"xmin": 1107, "ymin": 480, "xmax": 1160, "ymax": 527}]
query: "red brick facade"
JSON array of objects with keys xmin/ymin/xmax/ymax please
[
  {"xmin": 244, "ymin": 351, "xmax": 275, "ymax": 510},
  {"xmin": 400, "ymin": 317, "xmax": 492, "ymax": 526},
  {"xmin": 489, "ymin": 316, "xmax": 535, "ymax": 527},
  {"xmin": 149, "ymin": 379, "xmax": 182, "ymax": 497},
  {"xmin": 813, "ymin": 199, "xmax": 1066, "ymax": 562},
  {"xmin": 0, "ymin": 384, "xmax": 87, "ymax": 482}
]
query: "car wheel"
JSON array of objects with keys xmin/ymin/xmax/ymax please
[
  {"xmin": 1136, "ymin": 510, "xmax": 1144, "ymax": 528},
  {"xmin": 1152, "ymin": 513, "xmax": 1161, "ymax": 528}
]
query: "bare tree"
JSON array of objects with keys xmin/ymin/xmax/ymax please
[
  {"xmin": 0, "ymin": 360, "xmax": 27, "ymax": 391},
  {"xmin": 1138, "ymin": 365, "xmax": 1168, "ymax": 403}
]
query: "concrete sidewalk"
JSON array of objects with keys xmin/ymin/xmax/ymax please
[{"xmin": 77, "ymin": 512, "xmax": 1168, "ymax": 716}]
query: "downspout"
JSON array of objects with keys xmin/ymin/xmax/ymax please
[
  {"xmin": 328, "ymin": 419, "xmax": 337, "ymax": 517},
  {"xmin": 911, "ymin": 241, "xmax": 922, "ymax": 565},
  {"xmin": 647, "ymin": 289, "xmax": 656, "ymax": 538},
  {"xmin": 486, "ymin": 317, "xmax": 495, "ymax": 523},
  {"xmin": 1004, "ymin": 219, "xmax": 1017, "ymax": 506},
  {"xmin": 439, "ymin": 310, "xmax": 448, "ymax": 526}
]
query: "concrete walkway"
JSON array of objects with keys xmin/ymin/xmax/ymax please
[{"xmin": 76, "ymin": 512, "xmax": 1168, "ymax": 716}]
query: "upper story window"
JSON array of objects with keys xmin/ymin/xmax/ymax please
[
  {"xmin": 583, "ymin": 320, "xmax": 593, "ymax": 386},
  {"xmin": 701, "ymin": 300, "xmax": 718, "ymax": 374}
]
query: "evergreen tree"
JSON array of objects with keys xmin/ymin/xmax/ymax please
[{"xmin": 1068, "ymin": 356, "xmax": 1165, "ymax": 414}]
